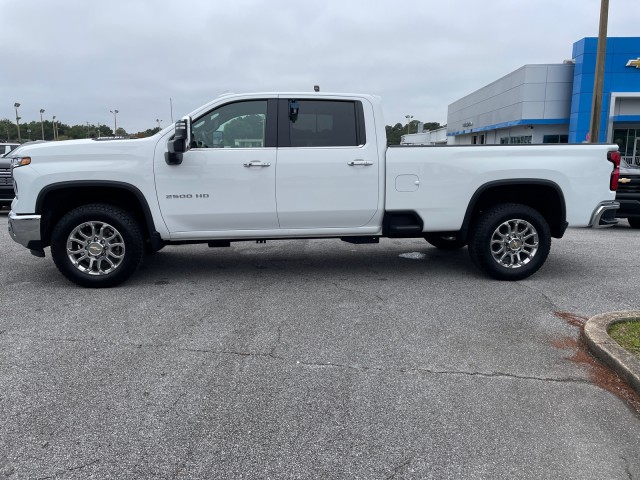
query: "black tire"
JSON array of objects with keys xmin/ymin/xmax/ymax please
[
  {"xmin": 51, "ymin": 204, "xmax": 144, "ymax": 288},
  {"xmin": 424, "ymin": 233, "xmax": 467, "ymax": 250},
  {"xmin": 628, "ymin": 218, "xmax": 640, "ymax": 229},
  {"xmin": 468, "ymin": 203, "xmax": 551, "ymax": 281}
]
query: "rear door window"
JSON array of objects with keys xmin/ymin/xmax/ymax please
[{"xmin": 281, "ymin": 100, "xmax": 365, "ymax": 147}]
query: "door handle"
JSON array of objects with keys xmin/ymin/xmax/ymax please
[
  {"xmin": 243, "ymin": 160, "xmax": 271, "ymax": 167},
  {"xmin": 348, "ymin": 160, "xmax": 374, "ymax": 166}
]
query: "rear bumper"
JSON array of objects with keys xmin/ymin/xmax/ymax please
[
  {"xmin": 8, "ymin": 211, "xmax": 42, "ymax": 249},
  {"xmin": 615, "ymin": 197, "xmax": 640, "ymax": 218},
  {"xmin": 589, "ymin": 201, "xmax": 620, "ymax": 228}
]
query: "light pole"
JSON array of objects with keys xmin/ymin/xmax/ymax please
[
  {"xmin": 40, "ymin": 109, "xmax": 45, "ymax": 140},
  {"xmin": 87, "ymin": 122, "xmax": 90, "ymax": 138},
  {"xmin": 26, "ymin": 128, "xmax": 31, "ymax": 141},
  {"xmin": 14, "ymin": 103, "xmax": 21, "ymax": 142},
  {"xmin": 52, "ymin": 116, "xmax": 57, "ymax": 141},
  {"xmin": 110, "ymin": 109, "xmax": 119, "ymax": 137},
  {"xmin": 156, "ymin": 118, "xmax": 162, "ymax": 130},
  {"xmin": 405, "ymin": 114, "xmax": 413, "ymax": 135}
]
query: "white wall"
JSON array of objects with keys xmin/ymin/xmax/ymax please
[
  {"xmin": 447, "ymin": 64, "xmax": 574, "ymax": 138},
  {"xmin": 450, "ymin": 124, "xmax": 569, "ymax": 145},
  {"xmin": 401, "ymin": 127, "xmax": 448, "ymax": 145}
]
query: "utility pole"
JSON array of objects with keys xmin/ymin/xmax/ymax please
[{"xmin": 589, "ymin": 0, "xmax": 609, "ymax": 143}]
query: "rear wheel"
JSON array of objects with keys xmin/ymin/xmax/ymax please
[
  {"xmin": 628, "ymin": 218, "xmax": 640, "ymax": 229},
  {"xmin": 424, "ymin": 233, "xmax": 467, "ymax": 250},
  {"xmin": 468, "ymin": 203, "xmax": 551, "ymax": 281},
  {"xmin": 51, "ymin": 204, "xmax": 144, "ymax": 287}
]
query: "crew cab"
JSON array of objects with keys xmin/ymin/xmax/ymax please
[{"xmin": 7, "ymin": 92, "xmax": 621, "ymax": 287}]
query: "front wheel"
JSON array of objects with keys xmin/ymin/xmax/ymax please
[
  {"xmin": 468, "ymin": 203, "xmax": 551, "ymax": 281},
  {"xmin": 51, "ymin": 204, "xmax": 144, "ymax": 288}
]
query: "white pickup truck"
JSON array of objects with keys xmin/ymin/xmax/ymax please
[{"xmin": 7, "ymin": 92, "xmax": 621, "ymax": 287}]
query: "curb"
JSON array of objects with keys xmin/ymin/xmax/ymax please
[{"xmin": 584, "ymin": 311, "xmax": 640, "ymax": 396}]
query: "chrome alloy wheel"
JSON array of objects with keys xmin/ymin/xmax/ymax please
[
  {"xmin": 66, "ymin": 221, "xmax": 126, "ymax": 275},
  {"xmin": 490, "ymin": 218, "xmax": 539, "ymax": 269}
]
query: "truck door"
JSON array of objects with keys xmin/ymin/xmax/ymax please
[
  {"xmin": 275, "ymin": 99, "xmax": 379, "ymax": 229},
  {"xmin": 154, "ymin": 99, "xmax": 279, "ymax": 233}
]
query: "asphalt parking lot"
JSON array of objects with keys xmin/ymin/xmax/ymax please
[{"xmin": 1, "ymin": 209, "xmax": 639, "ymax": 479}]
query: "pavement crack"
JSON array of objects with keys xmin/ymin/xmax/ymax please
[
  {"xmin": 294, "ymin": 360, "xmax": 383, "ymax": 372},
  {"xmin": 3, "ymin": 333, "xmax": 593, "ymax": 386},
  {"xmin": 288, "ymin": 360, "xmax": 590, "ymax": 385},
  {"xmin": 180, "ymin": 347, "xmax": 273, "ymax": 358},
  {"xmin": 67, "ymin": 459, "xmax": 99, "ymax": 472},
  {"xmin": 385, "ymin": 457, "xmax": 413, "ymax": 479},
  {"xmin": 270, "ymin": 323, "xmax": 283, "ymax": 357},
  {"xmin": 621, "ymin": 455, "xmax": 633, "ymax": 480},
  {"xmin": 403, "ymin": 367, "xmax": 591, "ymax": 385},
  {"xmin": 520, "ymin": 282, "xmax": 562, "ymax": 310},
  {"xmin": 36, "ymin": 459, "xmax": 99, "ymax": 480},
  {"xmin": 293, "ymin": 270, "xmax": 386, "ymax": 303}
]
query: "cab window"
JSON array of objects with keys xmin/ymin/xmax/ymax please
[{"xmin": 191, "ymin": 100, "xmax": 267, "ymax": 148}]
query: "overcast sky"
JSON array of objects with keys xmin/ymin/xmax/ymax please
[{"xmin": 3, "ymin": 0, "xmax": 640, "ymax": 133}]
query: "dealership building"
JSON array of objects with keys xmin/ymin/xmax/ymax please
[{"xmin": 417, "ymin": 37, "xmax": 640, "ymax": 165}]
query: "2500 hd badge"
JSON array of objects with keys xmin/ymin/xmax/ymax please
[{"xmin": 166, "ymin": 194, "xmax": 210, "ymax": 199}]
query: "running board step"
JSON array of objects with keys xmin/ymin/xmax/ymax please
[{"xmin": 340, "ymin": 236, "xmax": 380, "ymax": 245}]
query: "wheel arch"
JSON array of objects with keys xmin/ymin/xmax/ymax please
[
  {"xmin": 35, "ymin": 181, "xmax": 162, "ymax": 250},
  {"xmin": 459, "ymin": 180, "xmax": 567, "ymax": 241}
]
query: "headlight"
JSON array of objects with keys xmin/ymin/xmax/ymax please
[{"xmin": 11, "ymin": 156, "xmax": 31, "ymax": 169}]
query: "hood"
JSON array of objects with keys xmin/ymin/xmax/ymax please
[{"xmin": 8, "ymin": 136, "xmax": 159, "ymax": 163}]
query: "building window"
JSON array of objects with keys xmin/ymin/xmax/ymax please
[
  {"xmin": 500, "ymin": 137, "xmax": 509, "ymax": 144},
  {"xmin": 613, "ymin": 128, "xmax": 640, "ymax": 165},
  {"xmin": 507, "ymin": 136, "xmax": 532, "ymax": 144},
  {"xmin": 543, "ymin": 135, "xmax": 569, "ymax": 144}
]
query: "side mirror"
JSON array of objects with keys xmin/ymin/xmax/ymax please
[{"xmin": 165, "ymin": 119, "xmax": 189, "ymax": 165}]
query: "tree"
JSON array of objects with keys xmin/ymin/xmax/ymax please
[
  {"xmin": 385, "ymin": 123, "xmax": 405, "ymax": 145},
  {"xmin": 0, "ymin": 119, "xmax": 17, "ymax": 142},
  {"xmin": 132, "ymin": 127, "xmax": 160, "ymax": 138},
  {"xmin": 385, "ymin": 120, "xmax": 442, "ymax": 145}
]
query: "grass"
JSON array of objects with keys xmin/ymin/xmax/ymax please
[{"xmin": 609, "ymin": 320, "xmax": 640, "ymax": 358}]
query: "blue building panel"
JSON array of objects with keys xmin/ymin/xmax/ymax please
[
  {"xmin": 611, "ymin": 37, "xmax": 640, "ymax": 53},
  {"xmin": 569, "ymin": 37, "xmax": 640, "ymax": 143}
]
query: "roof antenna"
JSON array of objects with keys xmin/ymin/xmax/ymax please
[{"xmin": 314, "ymin": 85, "xmax": 320, "ymax": 92}]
